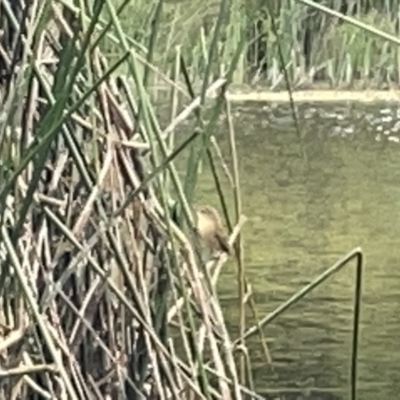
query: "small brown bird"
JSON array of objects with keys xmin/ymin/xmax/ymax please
[{"xmin": 195, "ymin": 205, "xmax": 231, "ymax": 256}]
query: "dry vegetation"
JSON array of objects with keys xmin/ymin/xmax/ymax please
[{"xmin": 0, "ymin": 0, "xmax": 254, "ymax": 398}]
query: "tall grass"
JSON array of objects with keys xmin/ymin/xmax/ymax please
[
  {"xmin": 109, "ymin": 0, "xmax": 400, "ymax": 89},
  {"xmin": 0, "ymin": 0, "xmax": 255, "ymax": 398}
]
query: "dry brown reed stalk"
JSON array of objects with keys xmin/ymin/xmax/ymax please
[{"xmin": 0, "ymin": 1, "xmax": 264, "ymax": 399}]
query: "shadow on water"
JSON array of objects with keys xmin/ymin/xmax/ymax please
[{"xmin": 188, "ymin": 101, "xmax": 400, "ymax": 399}]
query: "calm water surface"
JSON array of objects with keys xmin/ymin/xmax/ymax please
[{"xmin": 184, "ymin": 101, "xmax": 400, "ymax": 399}]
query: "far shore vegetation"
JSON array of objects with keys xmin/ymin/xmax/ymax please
[{"xmin": 107, "ymin": 0, "xmax": 400, "ymax": 93}]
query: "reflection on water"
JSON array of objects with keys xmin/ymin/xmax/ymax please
[{"xmin": 191, "ymin": 101, "xmax": 400, "ymax": 399}]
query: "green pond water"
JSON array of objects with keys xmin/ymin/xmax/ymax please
[{"xmin": 177, "ymin": 101, "xmax": 400, "ymax": 399}]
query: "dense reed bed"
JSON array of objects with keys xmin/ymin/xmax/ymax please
[
  {"xmin": 0, "ymin": 0, "xmax": 367, "ymax": 399},
  {"xmin": 0, "ymin": 0, "xmax": 256, "ymax": 398},
  {"xmin": 117, "ymin": 0, "xmax": 400, "ymax": 89}
]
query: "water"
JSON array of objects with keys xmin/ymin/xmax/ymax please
[{"xmin": 188, "ymin": 101, "xmax": 400, "ymax": 399}]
